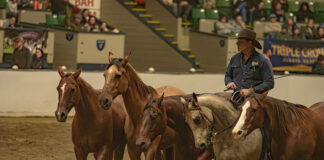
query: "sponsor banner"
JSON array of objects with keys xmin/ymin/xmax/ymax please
[
  {"xmin": 3, "ymin": 29, "xmax": 49, "ymax": 55},
  {"xmin": 263, "ymin": 39, "xmax": 324, "ymax": 72},
  {"xmin": 67, "ymin": 0, "xmax": 101, "ymax": 18}
]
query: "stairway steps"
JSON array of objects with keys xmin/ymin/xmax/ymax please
[
  {"xmin": 119, "ymin": 0, "xmax": 201, "ymax": 69},
  {"xmin": 171, "ymin": 41, "xmax": 178, "ymax": 45},
  {"xmin": 181, "ymin": 22, "xmax": 193, "ymax": 26},
  {"xmin": 188, "ymin": 55, "xmax": 196, "ymax": 59},
  {"xmin": 139, "ymin": 14, "xmax": 153, "ymax": 21},
  {"xmin": 124, "ymin": 1, "xmax": 137, "ymax": 5}
]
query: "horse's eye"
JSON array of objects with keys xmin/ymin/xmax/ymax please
[
  {"xmin": 194, "ymin": 117, "xmax": 201, "ymax": 124},
  {"xmin": 115, "ymin": 74, "xmax": 121, "ymax": 79},
  {"xmin": 251, "ymin": 109, "xmax": 257, "ymax": 113}
]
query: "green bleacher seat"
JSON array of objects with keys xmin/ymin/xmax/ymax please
[
  {"xmin": 205, "ymin": 9, "xmax": 219, "ymax": 19},
  {"xmin": 263, "ymin": 0, "xmax": 272, "ymax": 10},
  {"xmin": 0, "ymin": 0, "xmax": 6, "ymax": 8},
  {"xmin": 288, "ymin": 1, "xmax": 301, "ymax": 13},
  {"xmin": 285, "ymin": 12, "xmax": 294, "ymax": 20},
  {"xmin": 315, "ymin": 2, "xmax": 324, "ymax": 12},
  {"xmin": 216, "ymin": 0, "xmax": 232, "ymax": 7},
  {"xmin": 46, "ymin": 14, "xmax": 59, "ymax": 26},
  {"xmin": 315, "ymin": 12, "xmax": 324, "ymax": 23},
  {"xmin": 192, "ymin": 8, "xmax": 205, "ymax": 31},
  {"xmin": 192, "ymin": 8, "xmax": 206, "ymax": 19},
  {"xmin": 217, "ymin": 7, "xmax": 233, "ymax": 18},
  {"xmin": 57, "ymin": 15, "xmax": 66, "ymax": 26},
  {"xmin": 308, "ymin": 2, "xmax": 314, "ymax": 12}
]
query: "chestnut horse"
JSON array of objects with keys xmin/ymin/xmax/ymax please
[
  {"xmin": 232, "ymin": 93, "xmax": 324, "ymax": 160},
  {"xmin": 182, "ymin": 93, "xmax": 262, "ymax": 159},
  {"xmin": 139, "ymin": 94, "xmax": 212, "ymax": 160},
  {"xmin": 98, "ymin": 53, "xmax": 185, "ymax": 160},
  {"xmin": 55, "ymin": 67, "xmax": 126, "ymax": 160},
  {"xmin": 310, "ymin": 101, "xmax": 324, "ymax": 109}
]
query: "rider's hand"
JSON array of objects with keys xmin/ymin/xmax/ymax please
[
  {"xmin": 240, "ymin": 88, "xmax": 254, "ymax": 96},
  {"xmin": 226, "ymin": 82, "xmax": 237, "ymax": 90}
]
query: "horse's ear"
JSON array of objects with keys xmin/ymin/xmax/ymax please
[
  {"xmin": 72, "ymin": 67, "xmax": 82, "ymax": 79},
  {"xmin": 108, "ymin": 52, "xmax": 114, "ymax": 63},
  {"xmin": 121, "ymin": 53, "xmax": 131, "ymax": 67},
  {"xmin": 181, "ymin": 97, "xmax": 188, "ymax": 112},
  {"xmin": 261, "ymin": 91, "xmax": 268, "ymax": 99},
  {"xmin": 158, "ymin": 93, "xmax": 164, "ymax": 108},
  {"xmin": 58, "ymin": 66, "xmax": 65, "ymax": 78}
]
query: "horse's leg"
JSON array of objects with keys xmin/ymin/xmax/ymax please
[
  {"xmin": 197, "ymin": 147, "xmax": 214, "ymax": 160},
  {"xmin": 145, "ymin": 135, "xmax": 163, "ymax": 160},
  {"xmin": 113, "ymin": 142, "xmax": 126, "ymax": 160},
  {"xmin": 164, "ymin": 147, "xmax": 173, "ymax": 160},
  {"xmin": 127, "ymin": 142, "xmax": 142, "ymax": 160},
  {"xmin": 96, "ymin": 145, "xmax": 113, "ymax": 160},
  {"xmin": 74, "ymin": 145, "xmax": 88, "ymax": 160}
]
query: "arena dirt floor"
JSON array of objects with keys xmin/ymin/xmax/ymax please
[{"xmin": 0, "ymin": 117, "xmax": 132, "ymax": 160}]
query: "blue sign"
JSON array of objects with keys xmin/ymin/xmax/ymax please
[
  {"xmin": 97, "ymin": 40, "xmax": 106, "ymax": 51},
  {"xmin": 66, "ymin": 32, "xmax": 74, "ymax": 41},
  {"xmin": 264, "ymin": 39, "xmax": 324, "ymax": 69}
]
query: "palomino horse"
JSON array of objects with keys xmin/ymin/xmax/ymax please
[
  {"xmin": 98, "ymin": 53, "xmax": 185, "ymax": 160},
  {"xmin": 55, "ymin": 67, "xmax": 126, "ymax": 160},
  {"xmin": 182, "ymin": 93, "xmax": 263, "ymax": 160},
  {"xmin": 232, "ymin": 93, "xmax": 324, "ymax": 160}
]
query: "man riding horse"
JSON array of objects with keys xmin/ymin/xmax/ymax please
[
  {"xmin": 225, "ymin": 28, "xmax": 274, "ymax": 103},
  {"xmin": 224, "ymin": 29, "xmax": 274, "ymax": 159}
]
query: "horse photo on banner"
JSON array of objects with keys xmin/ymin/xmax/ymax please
[{"xmin": 264, "ymin": 39, "xmax": 324, "ymax": 72}]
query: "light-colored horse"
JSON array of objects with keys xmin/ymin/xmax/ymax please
[{"xmin": 182, "ymin": 93, "xmax": 263, "ymax": 160}]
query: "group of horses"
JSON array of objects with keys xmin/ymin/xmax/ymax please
[{"xmin": 55, "ymin": 53, "xmax": 324, "ymax": 160}]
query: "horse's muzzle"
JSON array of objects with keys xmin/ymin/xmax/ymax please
[
  {"xmin": 232, "ymin": 129, "xmax": 247, "ymax": 140},
  {"xmin": 136, "ymin": 138, "xmax": 151, "ymax": 152},
  {"xmin": 55, "ymin": 110, "xmax": 67, "ymax": 122},
  {"xmin": 99, "ymin": 98, "xmax": 112, "ymax": 110}
]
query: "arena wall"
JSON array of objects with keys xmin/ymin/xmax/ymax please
[{"xmin": 0, "ymin": 70, "xmax": 323, "ymax": 116}]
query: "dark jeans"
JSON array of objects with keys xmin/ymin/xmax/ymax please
[{"xmin": 178, "ymin": 4, "xmax": 192, "ymax": 21}]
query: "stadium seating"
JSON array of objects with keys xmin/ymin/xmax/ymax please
[
  {"xmin": 0, "ymin": 0, "xmax": 6, "ymax": 8},
  {"xmin": 46, "ymin": 14, "xmax": 65, "ymax": 26},
  {"xmin": 205, "ymin": 9, "xmax": 219, "ymax": 19},
  {"xmin": 315, "ymin": 2, "xmax": 324, "ymax": 23},
  {"xmin": 192, "ymin": 8, "xmax": 206, "ymax": 31},
  {"xmin": 288, "ymin": 1, "xmax": 300, "ymax": 14},
  {"xmin": 216, "ymin": 0, "xmax": 233, "ymax": 18},
  {"xmin": 263, "ymin": 0, "xmax": 272, "ymax": 17}
]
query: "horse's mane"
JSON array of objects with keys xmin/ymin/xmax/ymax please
[
  {"xmin": 253, "ymin": 94, "xmax": 314, "ymax": 136},
  {"xmin": 107, "ymin": 58, "xmax": 157, "ymax": 99},
  {"xmin": 197, "ymin": 94, "xmax": 238, "ymax": 128},
  {"xmin": 125, "ymin": 64, "xmax": 157, "ymax": 99}
]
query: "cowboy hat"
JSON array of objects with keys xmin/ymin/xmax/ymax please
[{"xmin": 235, "ymin": 29, "xmax": 262, "ymax": 49}]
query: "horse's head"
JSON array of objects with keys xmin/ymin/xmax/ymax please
[
  {"xmin": 99, "ymin": 52, "xmax": 130, "ymax": 110},
  {"xmin": 55, "ymin": 67, "xmax": 82, "ymax": 122},
  {"xmin": 182, "ymin": 93, "xmax": 213, "ymax": 150},
  {"xmin": 136, "ymin": 93, "xmax": 167, "ymax": 152},
  {"xmin": 232, "ymin": 93, "xmax": 267, "ymax": 140}
]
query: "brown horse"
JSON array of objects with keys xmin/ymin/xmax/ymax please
[
  {"xmin": 139, "ymin": 93, "xmax": 217, "ymax": 160},
  {"xmin": 98, "ymin": 53, "xmax": 185, "ymax": 160},
  {"xmin": 310, "ymin": 101, "xmax": 324, "ymax": 109},
  {"xmin": 182, "ymin": 93, "xmax": 262, "ymax": 160},
  {"xmin": 55, "ymin": 67, "xmax": 126, "ymax": 160},
  {"xmin": 232, "ymin": 93, "xmax": 324, "ymax": 160}
]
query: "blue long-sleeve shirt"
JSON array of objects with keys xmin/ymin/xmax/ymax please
[{"xmin": 225, "ymin": 50, "xmax": 274, "ymax": 93}]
